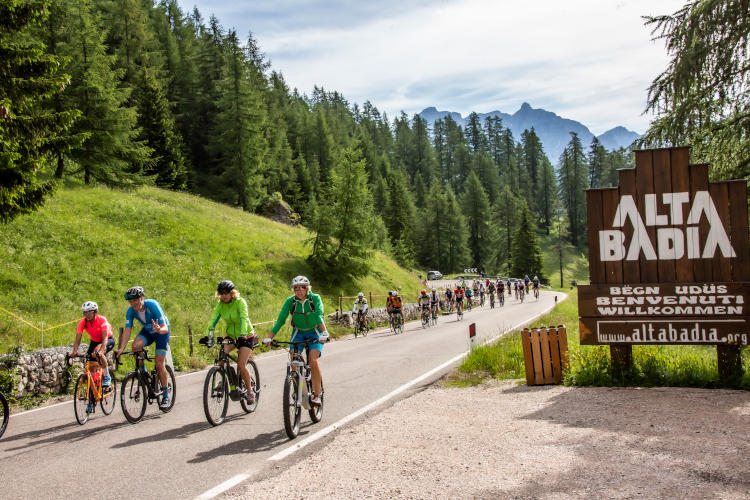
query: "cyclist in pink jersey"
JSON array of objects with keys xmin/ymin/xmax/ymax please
[{"xmin": 71, "ymin": 301, "xmax": 115, "ymax": 390}]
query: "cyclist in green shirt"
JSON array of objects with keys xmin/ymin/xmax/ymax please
[
  {"xmin": 263, "ymin": 276, "xmax": 328, "ymax": 406},
  {"xmin": 207, "ymin": 280, "xmax": 258, "ymax": 404}
]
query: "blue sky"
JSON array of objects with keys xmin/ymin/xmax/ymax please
[{"xmin": 177, "ymin": 0, "xmax": 686, "ymax": 135}]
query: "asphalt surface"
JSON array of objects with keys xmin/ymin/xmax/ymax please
[{"xmin": 0, "ymin": 290, "xmax": 563, "ymax": 499}]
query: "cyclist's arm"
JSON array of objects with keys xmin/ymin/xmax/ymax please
[
  {"xmin": 117, "ymin": 326, "xmax": 133, "ymax": 356},
  {"xmin": 238, "ymin": 298, "xmax": 254, "ymax": 337},
  {"xmin": 207, "ymin": 302, "xmax": 222, "ymax": 334},
  {"xmin": 147, "ymin": 300, "xmax": 169, "ymax": 334},
  {"xmin": 270, "ymin": 296, "xmax": 293, "ymax": 336}
]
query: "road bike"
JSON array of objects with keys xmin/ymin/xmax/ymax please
[
  {"xmin": 467, "ymin": 296, "xmax": 473, "ymax": 311},
  {"xmin": 390, "ymin": 310, "xmax": 404, "ymax": 335},
  {"xmin": 421, "ymin": 305, "xmax": 431, "ymax": 329},
  {"xmin": 430, "ymin": 304, "xmax": 438, "ymax": 326},
  {"xmin": 498, "ymin": 290, "xmax": 505, "ymax": 306},
  {"xmin": 456, "ymin": 300, "xmax": 464, "ymax": 321},
  {"xmin": 353, "ymin": 312, "xmax": 369, "ymax": 338},
  {"xmin": 200, "ymin": 335, "xmax": 260, "ymax": 426},
  {"xmin": 519, "ymin": 288, "xmax": 525, "ymax": 303},
  {"xmin": 117, "ymin": 348, "xmax": 175, "ymax": 424},
  {"xmin": 534, "ymin": 286, "xmax": 540, "ymax": 299},
  {"xmin": 489, "ymin": 292, "xmax": 495, "ymax": 309},
  {"xmin": 66, "ymin": 353, "xmax": 117, "ymax": 425},
  {"xmin": 479, "ymin": 292, "xmax": 485, "ymax": 307},
  {"xmin": 0, "ymin": 392, "xmax": 8, "ymax": 439},
  {"xmin": 271, "ymin": 339, "xmax": 324, "ymax": 439},
  {"xmin": 445, "ymin": 298, "xmax": 453, "ymax": 313}
]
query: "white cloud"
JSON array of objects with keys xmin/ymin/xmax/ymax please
[{"xmin": 182, "ymin": 0, "xmax": 686, "ymax": 134}]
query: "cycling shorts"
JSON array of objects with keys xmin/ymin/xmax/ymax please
[
  {"xmin": 289, "ymin": 328, "xmax": 324, "ymax": 355},
  {"xmin": 456, "ymin": 296, "xmax": 464, "ymax": 302},
  {"xmin": 234, "ymin": 335, "xmax": 259, "ymax": 349},
  {"xmin": 136, "ymin": 328, "xmax": 170, "ymax": 357},
  {"xmin": 87, "ymin": 337, "xmax": 114, "ymax": 356}
]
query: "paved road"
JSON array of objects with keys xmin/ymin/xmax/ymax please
[{"xmin": 0, "ymin": 290, "xmax": 564, "ymax": 499}]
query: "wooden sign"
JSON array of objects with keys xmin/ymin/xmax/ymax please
[{"xmin": 581, "ymin": 147, "xmax": 750, "ymax": 346}]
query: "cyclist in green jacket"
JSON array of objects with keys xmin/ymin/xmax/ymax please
[
  {"xmin": 207, "ymin": 280, "xmax": 258, "ymax": 404},
  {"xmin": 263, "ymin": 276, "xmax": 328, "ymax": 406}
]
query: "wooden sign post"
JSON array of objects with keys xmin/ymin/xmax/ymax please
[{"xmin": 580, "ymin": 147, "xmax": 749, "ymax": 380}]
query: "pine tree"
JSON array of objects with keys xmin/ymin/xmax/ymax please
[
  {"xmin": 511, "ymin": 201, "xmax": 545, "ymax": 281},
  {"xmin": 494, "ymin": 184, "xmax": 520, "ymax": 273},
  {"xmin": 461, "ymin": 171, "xmax": 493, "ymax": 271},
  {"xmin": 308, "ymin": 142, "xmax": 376, "ymax": 280},
  {"xmin": 536, "ymin": 156, "xmax": 557, "ymax": 234},
  {"xmin": 587, "ymin": 136, "xmax": 606, "ymax": 188},
  {"xmin": 557, "ymin": 132, "xmax": 588, "ymax": 247},
  {"xmin": 133, "ymin": 71, "xmax": 187, "ymax": 188},
  {"xmin": 465, "ymin": 112, "xmax": 486, "ymax": 154},
  {"xmin": 444, "ymin": 187, "xmax": 470, "ymax": 272},
  {"xmin": 0, "ymin": 0, "xmax": 79, "ymax": 222},
  {"xmin": 520, "ymin": 127, "xmax": 542, "ymax": 202}
]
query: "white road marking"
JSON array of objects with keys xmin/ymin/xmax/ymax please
[{"xmin": 194, "ymin": 473, "xmax": 251, "ymax": 500}]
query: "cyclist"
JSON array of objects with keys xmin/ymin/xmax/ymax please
[
  {"xmin": 387, "ymin": 291, "xmax": 403, "ymax": 327},
  {"xmin": 524, "ymin": 274, "xmax": 531, "ymax": 289},
  {"xmin": 478, "ymin": 281, "xmax": 486, "ymax": 306},
  {"xmin": 487, "ymin": 281, "xmax": 495, "ymax": 306},
  {"xmin": 263, "ymin": 276, "xmax": 328, "ymax": 406},
  {"xmin": 444, "ymin": 287, "xmax": 454, "ymax": 311},
  {"xmin": 506, "ymin": 278, "xmax": 512, "ymax": 296},
  {"xmin": 117, "ymin": 286, "xmax": 172, "ymax": 409},
  {"xmin": 206, "ymin": 280, "xmax": 257, "ymax": 404},
  {"xmin": 71, "ymin": 301, "xmax": 115, "ymax": 411},
  {"xmin": 454, "ymin": 285, "xmax": 465, "ymax": 314},
  {"xmin": 532, "ymin": 275, "xmax": 540, "ymax": 297},
  {"xmin": 352, "ymin": 292, "xmax": 368, "ymax": 329},
  {"xmin": 497, "ymin": 280, "xmax": 505, "ymax": 302},
  {"xmin": 465, "ymin": 285, "xmax": 473, "ymax": 309},
  {"xmin": 429, "ymin": 288, "xmax": 440, "ymax": 316},
  {"xmin": 513, "ymin": 280, "xmax": 519, "ymax": 300},
  {"xmin": 418, "ymin": 289, "xmax": 431, "ymax": 321},
  {"xmin": 518, "ymin": 280, "xmax": 526, "ymax": 300}
]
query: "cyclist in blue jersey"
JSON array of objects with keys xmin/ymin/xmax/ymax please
[{"xmin": 116, "ymin": 286, "xmax": 172, "ymax": 408}]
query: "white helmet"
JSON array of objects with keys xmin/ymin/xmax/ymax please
[
  {"xmin": 393, "ymin": 291, "xmax": 399, "ymax": 297},
  {"xmin": 358, "ymin": 292, "xmax": 364, "ymax": 297},
  {"xmin": 431, "ymin": 288, "xmax": 436, "ymax": 292},
  {"xmin": 81, "ymin": 301, "xmax": 98, "ymax": 313},
  {"xmin": 291, "ymin": 275, "xmax": 310, "ymax": 287}
]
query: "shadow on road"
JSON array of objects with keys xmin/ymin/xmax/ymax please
[{"xmin": 2, "ymin": 418, "xmax": 128, "ymax": 453}]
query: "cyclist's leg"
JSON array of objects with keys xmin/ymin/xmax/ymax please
[
  {"xmin": 132, "ymin": 333, "xmax": 147, "ymax": 370},
  {"xmin": 237, "ymin": 345, "xmax": 253, "ymax": 389},
  {"xmin": 153, "ymin": 330, "xmax": 171, "ymax": 388}
]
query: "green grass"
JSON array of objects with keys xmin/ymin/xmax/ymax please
[
  {"xmin": 0, "ymin": 182, "xmax": 421, "ymax": 370},
  {"xmin": 448, "ymin": 289, "xmax": 750, "ymax": 389},
  {"xmin": 538, "ymin": 231, "xmax": 590, "ymax": 289}
]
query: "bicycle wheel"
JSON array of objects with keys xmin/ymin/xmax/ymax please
[
  {"xmin": 73, "ymin": 374, "xmax": 90, "ymax": 425},
  {"xmin": 0, "ymin": 393, "xmax": 8, "ymax": 439},
  {"xmin": 421, "ymin": 313, "xmax": 428, "ymax": 329},
  {"xmin": 100, "ymin": 378, "xmax": 117, "ymax": 416},
  {"xmin": 157, "ymin": 365, "xmax": 176, "ymax": 413},
  {"xmin": 203, "ymin": 366, "xmax": 228, "ymax": 426},
  {"xmin": 283, "ymin": 373, "xmax": 301, "ymax": 439},
  {"xmin": 239, "ymin": 360, "xmax": 260, "ymax": 413},
  {"xmin": 309, "ymin": 379, "xmax": 323, "ymax": 423},
  {"xmin": 121, "ymin": 372, "xmax": 147, "ymax": 424}
]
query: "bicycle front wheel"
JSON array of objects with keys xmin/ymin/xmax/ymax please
[
  {"xmin": 100, "ymin": 378, "xmax": 117, "ymax": 416},
  {"xmin": 157, "ymin": 365, "xmax": 176, "ymax": 413},
  {"xmin": 121, "ymin": 372, "xmax": 147, "ymax": 424},
  {"xmin": 0, "ymin": 393, "xmax": 7, "ymax": 439},
  {"xmin": 73, "ymin": 374, "xmax": 90, "ymax": 425},
  {"xmin": 203, "ymin": 366, "xmax": 228, "ymax": 426},
  {"xmin": 283, "ymin": 373, "xmax": 301, "ymax": 439},
  {"xmin": 309, "ymin": 379, "xmax": 323, "ymax": 423},
  {"xmin": 239, "ymin": 360, "xmax": 260, "ymax": 414}
]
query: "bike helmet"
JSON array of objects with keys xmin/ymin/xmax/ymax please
[
  {"xmin": 291, "ymin": 275, "xmax": 310, "ymax": 287},
  {"xmin": 358, "ymin": 292, "xmax": 364, "ymax": 297},
  {"xmin": 421, "ymin": 289, "xmax": 427, "ymax": 295},
  {"xmin": 393, "ymin": 291, "xmax": 399, "ymax": 297},
  {"xmin": 81, "ymin": 301, "xmax": 98, "ymax": 313},
  {"xmin": 534, "ymin": 276, "xmax": 538, "ymax": 280},
  {"xmin": 217, "ymin": 280, "xmax": 235, "ymax": 294},
  {"xmin": 431, "ymin": 288, "xmax": 436, "ymax": 292},
  {"xmin": 124, "ymin": 286, "xmax": 144, "ymax": 300}
]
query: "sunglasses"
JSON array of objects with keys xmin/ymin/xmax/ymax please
[{"xmin": 293, "ymin": 285, "xmax": 308, "ymax": 291}]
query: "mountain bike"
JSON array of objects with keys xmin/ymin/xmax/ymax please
[
  {"xmin": 66, "ymin": 353, "xmax": 117, "ymax": 425},
  {"xmin": 456, "ymin": 300, "xmax": 464, "ymax": 321},
  {"xmin": 390, "ymin": 310, "xmax": 403, "ymax": 334},
  {"xmin": 0, "ymin": 392, "xmax": 8, "ymax": 439},
  {"xmin": 117, "ymin": 348, "xmax": 175, "ymax": 424},
  {"xmin": 199, "ymin": 335, "xmax": 260, "ymax": 426},
  {"xmin": 430, "ymin": 304, "xmax": 438, "ymax": 326},
  {"xmin": 353, "ymin": 312, "xmax": 369, "ymax": 338},
  {"xmin": 271, "ymin": 339, "xmax": 324, "ymax": 439},
  {"xmin": 421, "ymin": 305, "xmax": 430, "ymax": 329}
]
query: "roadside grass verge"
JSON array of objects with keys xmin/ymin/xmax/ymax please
[{"xmin": 446, "ymin": 290, "xmax": 750, "ymax": 390}]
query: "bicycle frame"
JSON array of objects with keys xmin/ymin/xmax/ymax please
[
  {"xmin": 274, "ymin": 339, "xmax": 317, "ymax": 410},
  {"xmin": 68, "ymin": 354, "xmax": 106, "ymax": 402}
]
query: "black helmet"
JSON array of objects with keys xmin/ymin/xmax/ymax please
[
  {"xmin": 217, "ymin": 280, "xmax": 235, "ymax": 294},
  {"xmin": 124, "ymin": 286, "xmax": 144, "ymax": 300}
]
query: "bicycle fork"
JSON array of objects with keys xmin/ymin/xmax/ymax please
[{"xmin": 291, "ymin": 360, "xmax": 312, "ymax": 410}]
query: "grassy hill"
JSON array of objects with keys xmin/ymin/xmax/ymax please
[
  {"xmin": 538, "ymin": 231, "xmax": 590, "ymax": 289},
  {"xmin": 0, "ymin": 183, "xmax": 420, "ymax": 367}
]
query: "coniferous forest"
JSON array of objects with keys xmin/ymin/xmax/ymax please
[{"xmin": 2, "ymin": 0, "xmax": 639, "ymax": 281}]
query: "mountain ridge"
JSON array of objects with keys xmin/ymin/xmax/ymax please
[{"xmin": 419, "ymin": 103, "xmax": 640, "ymax": 162}]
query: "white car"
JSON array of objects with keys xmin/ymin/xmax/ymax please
[{"xmin": 427, "ymin": 271, "xmax": 443, "ymax": 280}]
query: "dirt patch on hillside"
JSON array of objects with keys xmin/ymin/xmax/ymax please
[{"xmin": 227, "ymin": 381, "xmax": 749, "ymax": 499}]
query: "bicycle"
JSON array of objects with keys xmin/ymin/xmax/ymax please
[
  {"xmin": 390, "ymin": 310, "xmax": 404, "ymax": 335},
  {"xmin": 519, "ymin": 288, "xmax": 525, "ymax": 303},
  {"xmin": 499, "ymin": 290, "xmax": 505, "ymax": 306},
  {"xmin": 456, "ymin": 300, "xmax": 464, "ymax": 321},
  {"xmin": 353, "ymin": 312, "xmax": 369, "ymax": 338},
  {"xmin": 66, "ymin": 353, "xmax": 117, "ymax": 425},
  {"xmin": 534, "ymin": 286, "xmax": 540, "ymax": 300},
  {"xmin": 480, "ymin": 293, "xmax": 485, "ymax": 307},
  {"xmin": 270, "ymin": 338, "xmax": 324, "ymax": 439},
  {"xmin": 421, "ymin": 305, "xmax": 430, "ymax": 329},
  {"xmin": 200, "ymin": 335, "xmax": 260, "ymax": 426},
  {"xmin": 117, "ymin": 348, "xmax": 176, "ymax": 424},
  {"xmin": 430, "ymin": 305, "xmax": 438, "ymax": 326},
  {"xmin": 467, "ymin": 296, "xmax": 473, "ymax": 311},
  {"xmin": 489, "ymin": 293, "xmax": 495, "ymax": 309},
  {"xmin": 0, "ymin": 392, "xmax": 8, "ymax": 439}
]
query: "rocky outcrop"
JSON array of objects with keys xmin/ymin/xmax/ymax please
[{"xmin": 262, "ymin": 199, "xmax": 299, "ymax": 226}]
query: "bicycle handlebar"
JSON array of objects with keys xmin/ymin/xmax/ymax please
[{"xmin": 270, "ymin": 338, "xmax": 321, "ymax": 348}]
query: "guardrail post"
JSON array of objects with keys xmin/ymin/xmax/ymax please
[{"xmin": 188, "ymin": 325, "xmax": 193, "ymax": 357}]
